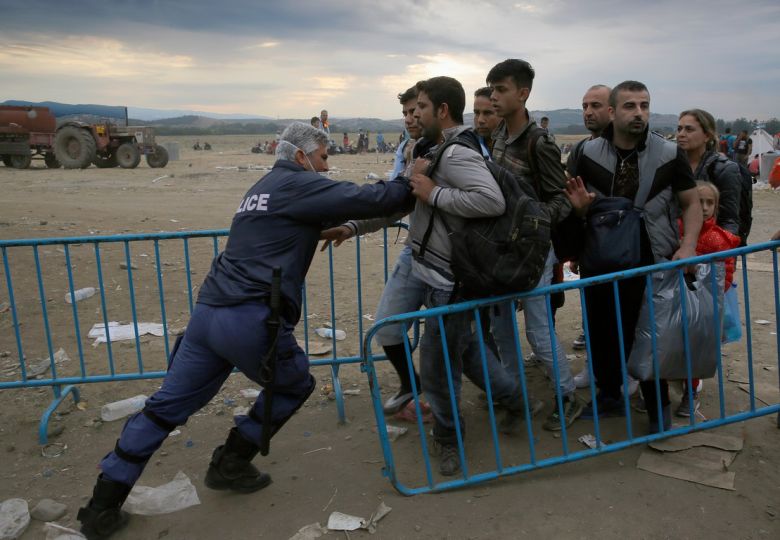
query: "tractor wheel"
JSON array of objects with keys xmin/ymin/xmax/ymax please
[
  {"xmin": 8, "ymin": 153, "xmax": 32, "ymax": 169},
  {"xmin": 93, "ymin": 153, "xmax": 118, "ymax": 168},
  {"xmin": 54, "ymin": 126, "xmax": 96, "ymax": 169},
  {"xmin": 116, "ymin": 143, "xmax": 141, "ymax": 169},
  {"xmin": 145, "ymin": 145, "xmax": 169, "ymax": 168},
  {"xmin": 44, "ymin": 152, "xmax": 61, "ymax": 169}
]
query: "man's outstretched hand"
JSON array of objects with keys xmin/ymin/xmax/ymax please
[{"xmin": 320, "ymin": 225, "xmax": 353, "ymax": 251}]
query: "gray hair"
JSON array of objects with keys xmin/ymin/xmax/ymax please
[{"xmin": 276, "ymin": 122, "xmax": 329, "ymax": 161}]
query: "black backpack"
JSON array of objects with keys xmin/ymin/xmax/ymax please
[
  {"xmin": 419, "ymin": 130, "xmax": 551, "ymax": 299},
  {"xmin": 707, "ymin": 156, "xmax": 753, "ymax": 246}
]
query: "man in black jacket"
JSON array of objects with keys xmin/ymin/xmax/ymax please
[{"xmin": 565, "ymin": 81, "xmax": 702, "ymax": 433}]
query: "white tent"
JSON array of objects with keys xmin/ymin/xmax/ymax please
[{"xmin": 749, "ymin": 128, "xmax": 775, "ymax": 157}]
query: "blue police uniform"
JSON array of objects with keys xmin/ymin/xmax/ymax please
[{"xmin": 99, "ymin": 159, "xmax": 412, "ymax": 487}]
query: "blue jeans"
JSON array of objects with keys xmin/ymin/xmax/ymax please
[
  {"xmin": 490, "ymin": 249, "xmax": 575, "ymax": 396},
  {"xmin": 373, "ymin": 246, "xmax": 424, "ymax": 347},
  {"xmin": 100, "ymin": 302, "xmax": 315, "ymax": 487},
  {"xmin": 372, "ymin": 260, "xmax": 521, "ymax": 444}
]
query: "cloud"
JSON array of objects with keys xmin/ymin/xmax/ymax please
[
  {"xmin": 245, "ymin": 41, "xmax": 281, "ymax": 49},
  {"xmin": 0, "ymin": 0, "xmax": 777, "ymax": 119},
  {"xmin": 0, "ymin": 35, "xmax": 194, "ymax": 78}
]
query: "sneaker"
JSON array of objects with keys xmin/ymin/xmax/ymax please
[
  {"xmin": 675, "ymin": 392, "xmax": 700, "ymax": 418},
  {"xmin": 580, "ymin": 393, "xmax": 626, "ymax": 419},
  {"xmin": 542, "ymin": 394, "xmax": 585, "ymax": 431},
  {"xmin": 573, "ymin": 369, "xmax": 590, "ymax": 389},
  {"xmin": 431, "ymin": 440, "xmax": 461, "ymax": 476},
  {"xmin": 572, "ymin": 333, "xmax": 586, "ymax": 350},
  {"xmin": 524, "ymin": 352, "xmax": 541, "ymax": 367},
  {"xmin": 394, "ymin": 400, "xmax": 433, "ymax": 423},
  {"xmin": 498, "ymin": 399, "xmax": 544, "ymax": 435},
  {"xmin": 383, "ymin": 389, "xmax": 413, "ymax": 415},
  {"xmin": 622, "ymin": 376, "xmax": 639, "ymax": 398}
]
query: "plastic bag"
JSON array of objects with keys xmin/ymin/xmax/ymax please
[
  {"xmin": 722, "ymin": 283, "xmax": 742, "ymax": 344},
  {"xmin": 628, "ymin": 263, "xmax": 724, "ymax": 381},
  {"xmin": 123, "ymin": 471, "xmax": 200, "ymax": 516}
]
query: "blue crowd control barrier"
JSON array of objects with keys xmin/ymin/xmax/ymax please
[
  {"xmin": 362, "ymin": 241, "xmax": 780, "ymax": 495},
  {"xmin": 0, "ymin": 224, "xmax": 416, "ymax": 443}
]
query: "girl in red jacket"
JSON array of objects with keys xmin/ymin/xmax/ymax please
[{"xmin": 677, "ymin": 180, "xmax": 741, "ymax": 416}]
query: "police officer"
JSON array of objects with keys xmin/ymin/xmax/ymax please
[{"xmin": 78, "ymin": 122, "xmax": 413, "ymax": 539}]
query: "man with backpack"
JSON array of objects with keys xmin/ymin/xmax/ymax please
[
  {"xmin": 405, "ymin": 76, "xmax": 544, "ymax": 476},
  {"xmin": 485, "ymin": 59, "xmax": 583, "ymax": 432},
  {"xmin": 323, "ymin": 77, "xmax": 531, "ymax": 476}
]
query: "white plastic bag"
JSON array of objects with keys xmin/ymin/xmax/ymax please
[
  {"xmin": 629, "ymin": 263, "xmax": 724, "ymax": 381},
  {"xmin": 123, "ymin": 471, "xmax": 200, "ymax": 515}
]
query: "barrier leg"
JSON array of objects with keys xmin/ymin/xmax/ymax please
[
  {"xmin": 39, "ymin": 385, "xmax": 81, "ymax": 445},
  {"xmin": 331, "ymin": 364, "xmax": 346, "ymax": 424}
]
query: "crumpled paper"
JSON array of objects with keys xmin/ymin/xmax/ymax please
[
  {"xmin": 88, "ymin": 321, "xmax": 164, "ymax": 345},
  {"xmin": 327, "ymin": 502, "xmax": 392, "ymax": 534}
]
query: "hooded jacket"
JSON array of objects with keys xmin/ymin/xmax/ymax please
[{"xmin": 408, "ymin": 125, "xmax": 505, "ymax": 281}]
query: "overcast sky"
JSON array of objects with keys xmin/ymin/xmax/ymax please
[{"xmin": 0, "ymin": 0, "xmax": 777, "ymax": 120}]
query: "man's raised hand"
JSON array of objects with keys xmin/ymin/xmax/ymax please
[{"xmin": 563, "ymin": 176, "xmax": 596, "ymax": 217}]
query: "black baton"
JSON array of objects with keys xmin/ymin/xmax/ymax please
[{"xmin": 259, "ymin": 266, "xmax": 282, "ymax": 456}]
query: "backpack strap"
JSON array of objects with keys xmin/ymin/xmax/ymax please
[
  {"xmin": 417, "ymin": 132, "xmax": 481, "ymax": 258},
  {"xmin": 525, "ymin": 126, "xmax": 547, "ymax": 195}
]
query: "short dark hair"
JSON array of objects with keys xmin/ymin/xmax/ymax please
[
  {"xmin": 609, "ymin": 80, "xmax": 649, "ymax": 108},
  {"xmin": 416, "ymin": 76, "xmax": 465, "ymax": 124},
  {"xmin": 541, "ymin": 116, "xmax": 549, "ymax": 122},
  {"xmin": 310, "ymin": 116, "xmax": 319, "ymax": 125},
  {"xmin": 486, "ymin": 59, "xmax": 535, "ymax": 90},
  {"xmin": 474, "ymin": 86, "xmax": 492, "ymax": 99},
  {"xmin": 398, "ymin": 86, "xmax": 417, "ymax": 104}
]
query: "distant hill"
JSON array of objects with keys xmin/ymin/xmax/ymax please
[{"xmin": 128, "ymin": 106, "xmax": 271, "ymax": 121}]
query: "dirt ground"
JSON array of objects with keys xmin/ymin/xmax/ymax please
[{"xmin": 1, "ymin": 135, "xmax": 779, "ymax": 540}]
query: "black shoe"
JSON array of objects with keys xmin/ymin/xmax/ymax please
[
  {"xmin": 78, "ymin": 474, "xmax": 131, "ymax": 540},
  {"xmin": 205, "ymin": 428, "xmax": 272, "ymax": 493}
]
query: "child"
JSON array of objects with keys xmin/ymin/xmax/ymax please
[{"xmin": 677, "ymin": 180, "xmax": 741, "ymax": 416}]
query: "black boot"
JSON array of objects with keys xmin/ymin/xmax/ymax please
[
  {"xmin": 204, "ymin": 427, "xmax": 272, "ymax": 493},
  {"xmin": 77, "ymin": 474, "xmax": 131, "ymax": 540}
]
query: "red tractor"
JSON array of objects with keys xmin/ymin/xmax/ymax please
[{"xmin": 0, "ymin": 105, "xmax": 169, "ymax": 169}]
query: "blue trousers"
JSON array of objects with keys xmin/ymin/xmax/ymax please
[{"xmin": 100, "ymin": 302, "xmax": 315, "ymax": 486}]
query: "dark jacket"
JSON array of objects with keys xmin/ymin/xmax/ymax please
[
  {"xmin": 197, "ymin": 160, "xmax": 413, "ymax": 322},
  {"xmin": 575, "ymin": 124, "xmax": 697, "ymax": 263},
  {"xmin": 695, "ymin": 151, "xmax": 741, "ymax": 236},
  {"xmin": 491, "ymin": 117, "xmax": 571, "ymax": 227}
]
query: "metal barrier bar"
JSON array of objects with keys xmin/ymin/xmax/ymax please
[
  {"xmin": 363, "ymin": 241, "xmax": 780, "ymax": 495},
  {"xmin": 93, "ymin": 243, "xmax": 117, "ymax": 376},
  {"xmin": 0, "ymin": 225, "xmax": 412, "ymax": 442},
  {"xmin": 153, "ymin": 239, "xmax": 171, "ymax": 363},
  {"xmin": 183, "ymin": 238, "xmax": 194, "ymax": 314},
  {"xmin": 2, "ymin": 246, "xmax": 27, "ymax": 381},
  {"xmin": 64, "ymin": 245, "xmax": 87, "ymax": 378}
]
